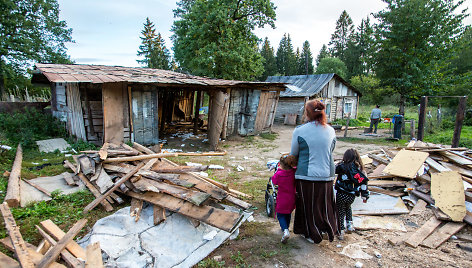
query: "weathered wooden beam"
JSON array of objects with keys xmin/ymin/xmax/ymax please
[
  {"xmin": 152, "ymin": 165, "xmax": 209, "ymax": 173},
  {"xmin": 417, "ymin": 96, "xmax": 428, "ymax": 141},
  {"xmin": 130, "ymin": 198, "xmax": 143, "ymax": 222},
  {"xmin": 83, "ymin": 162, "xmax": 145, "ymax": 213},
  {"xmin": 132, "ymin": 142, "xmax": 154, "ymax": 155},
  {"xmin": 176, "ymin": 152, "xmax": 227, "ymax": 156},
  {"xmin": 77, "ymin": 173, "xmax": 114, "ymax": 212},
  {"xmin": 153, "ymin": 205, "xmax": 166, "ymax": 225},
  {"xmin": 404, "ymin": 216, "xmax": 441, "ymax": 248},
  {"xmin": 39, "ymin": 219, "xmax": 87, "ymax": 260},
  {"xmin": 194, "ymin": 90, "xmax": 202, "ymax": 134},
  {"xmin": 21, "ymin": 178, "xmax": 51, "ymax": 197},
  {"xmin": 0, "ymin": 251, "xmax": 20, "ymax": 268},
  {"xmin": 0, "ymin": 202, "xmax": 34, "ymax": 268},
  {"xmin": 37, "ymin": 219, "xmax": 87, "ymax": 268},
  {"xmin": 5, "ymin": 144, "xmax": 22, "ymax": 207},
  {"xmin": 85, "ymin": 242, "xmax": 103, "ymax": 268},
  {"xmin": 102, "ymin": 153, "xmax": 177, "ymax": 163},
  {"xmin": 452, "ymin": 96, "xmax": 467, "ymax": 148},
  {"xmin": 208, "ymin": 90, "xmax": 227, "ymax": 151},
  {"xmin": 0, "ymin": 237, "xmax": 65, "ymax": 268},
  {"xmin": 35, "ymin": 225, "xmax": 83, "ymax": 268}
]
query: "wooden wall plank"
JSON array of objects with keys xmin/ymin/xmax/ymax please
[
  {"xmin": 66, "ymin": 83, "xmax": 87, "ymax": 140},
  {"xmin": 103, "ymin": 82, "xmax": 125, "ymax": 144}
]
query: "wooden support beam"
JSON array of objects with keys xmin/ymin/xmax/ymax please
[
  {"xmin": 208, "ymin": 90, "xmax": 227, "ymax": 151},
  {"xmin": 21, "ymin": 179, "xmax": 51, "ymax": 197},
  {"xmin": 452, "ymin": 96, "xmax": 467, "ymax": 148},
  {"xmin": 367, "ymin": 154, "xmax": 390, "ymax": 165},
  {"xmin": 5, "ymin": 144, "xmax": 22, "ymax": 207},
  {"xmin": 35, "ymin": 239, "xmax": 50, "ymax": 255},
  {"xmin": 39, "ymin": 219, "xmax": 87, "ymax": 260},
  {"xmin": 37, "ymin": 219, "xmax": 87, "ymax": 268},
  {"xmin": 83, "ymin": 162, "xmax": 145, "ymax": 213},
  {"xmin": 102, "ymin": 153, "xmax": 177, "ymax": 163},
  {"xmin": 194, "ymin": 90, "xmax": 202, "ymax": 134},
  {"xmin": 77, "ymin": 173, "xmax": 113, "ymax": 212},
  {"xmin": 85, "ymin": 242, "xmax": 103, "ymax": 268},
  {"xmin": 35, "ymin": 225, "xmax": 83, "ymax": 268},
  {"xmin": 132, "ymin": 142, "xmax": 154, "ymax": 155},
  {"xmin": 0, "ymin": 202, "xmax": 34, "ymax": 268},
  {"xmin": 0, "ymin": 238, "xmax": 65, "ymax": 268},
  {"xmin": 417, "ymin": 96, "xmax": 428, "ymax": 141},
  {"xmin": 343, "ymin": 113, "xmax": 350, "ymax": 138},
  {"xmin": 125, "ymin": 191, "xmax": 242, "ymax": 232},
  {"xmin": 153, "ymin": 205, "xmax": 166, "ymax": 225}
]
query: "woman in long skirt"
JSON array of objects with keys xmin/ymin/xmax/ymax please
[{"xmin": 290, "ymin": 99, "xmax": 338, "ymax": 243}]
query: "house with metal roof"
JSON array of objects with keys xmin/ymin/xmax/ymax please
[
  {"xmin": 265, "ymin": 74, "xmax": 361, "ymax": 124},
  {"xmin": 32, "ymin": 63, "xmax": 286, "ymax": 150}
]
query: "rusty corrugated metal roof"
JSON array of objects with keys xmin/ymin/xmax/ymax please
[{"xmin": 33, "ymin": 63, "xmax": 286, "ymax": 90}]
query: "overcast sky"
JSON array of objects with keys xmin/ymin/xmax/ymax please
[{"xmin": 58, "ymin": 0, "xmax": 472, "ymax": 67}]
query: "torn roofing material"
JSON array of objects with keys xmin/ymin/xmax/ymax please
[
  {"xmin": 32, "ymin": 63, "xmax": 287, "ymax": 90},
  {"xmin": 265, "ymin": 73, "xmax": 361, "ymax": 97}
]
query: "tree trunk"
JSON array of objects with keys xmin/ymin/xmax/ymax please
[
  {"xmin": 0, "ymin": 59, "xmax": 5, "ymax": 100},
  {"xmin": 399, "ymin": 94, "xmax": 406, "ymax": 115}
]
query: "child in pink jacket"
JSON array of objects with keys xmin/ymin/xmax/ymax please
[{"xmin": 272, "ymin": 154, "xmax": 297, "ymax": 243}]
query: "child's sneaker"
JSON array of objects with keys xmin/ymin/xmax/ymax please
[
  {"xmin": 281, "ymin": 229, "xmax": 290, "ymax": 244},
  {"xmin": 346, "ymin": 221, "xmax": 355, "ymax": 233},
  {"xmin": 337, "ymin": 230, "xmax": 345, "ymax": 240}
]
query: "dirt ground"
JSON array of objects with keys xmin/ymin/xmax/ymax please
[{"xmin": 162, "ymin": 124, "xmax": 472, "ymax": 268}]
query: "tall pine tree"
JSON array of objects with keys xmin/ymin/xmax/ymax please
[
  {"xmin": 298, "ymin": 41, "xmax": 314, "ymax": 75},
  {"xmin": 276, "ymin": 34, "xmax": 297, "ymax": 75},
  {"xmin": 316, "ymin": 44, "xmax": 330, "ymax": 66},
  {"xmin": 328, "ymin": 10, "xmax": 355, "ymax": 63},
  {"xmin": 260, "ymin": 37, "xmax": 277, "ymax": 80},
  {"xmin": 137, "ymin": 17, "xmax": 170, "ymax": 69}
]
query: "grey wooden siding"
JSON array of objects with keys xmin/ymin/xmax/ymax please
[
  {"xmin": 226, "ymin": 89, "xmax": 261, "ymax": 136},
  {"xmin": 131, "ymin": 88, "xmax": 159, "ymax": 145}
]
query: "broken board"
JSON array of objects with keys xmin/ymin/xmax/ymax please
[
  {"xmin": 383, "ymin": 149, "xmax": 429, "ymax": 179},
  {"xmin": 431, "ymin": 171, "xmax": 466, "ymax": 222},
  {"xmin": 352, "ymin": 216, "xmax": 407, "ymax": 232},
  {"xmin": 404, "ymin": 217, "xmax": 441, "ymax": 248},
  {"xmin": 352, "ymin": 193, "xmax": 409, "ymax": 215},
  {"xmin": 420, "ymin": 222, "xmax": 466, "ymax": 249}
]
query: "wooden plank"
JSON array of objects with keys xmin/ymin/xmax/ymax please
[
  {"xmin": 125, "ymin": 191, "xmax": 242, "ymax": 232},
  {"xmin": 431, "ymin": 171, "xmax": 466, "ymax": 222},
  {"xmin": 388, "ymin": 232, "xmax": 413, "ymax": 246},
  {"xmin": 36, "ymin": 239, "xmax": 50, "ymax": 255},
  {"xmin": 133, "ymin": 177, "xmax": 211, "ymax": 206},
  {"xmin": 369, "ymin": 164, "xmax": 386, "ymax": 177},
  {"xmin": 77, "ymin": 173, "xmax": 113, "ymax": 212},
  {"xmin": 369, "ymin": 187, "xmax": 405, "ymax": 197},
  {"xmin": 383, "ymin": 149, "xmax": 429, "ymax": 179},
  {"xmin": 63, "ymin": 172, "xmax": 77, "ymax": 186},
  {"xmin": 421, "ymin": 222, "xmax": 466, "ymax": 248},
  {"xmin": 98, "ymin": 142, "xmax": 110, "ymax": 160},
  {"xmin": 21, "ymin": 178, "xmax": 51, "ymax": 197},
  {"xmin": 85, "ymin": 242, "xmax": 103, "ymax": 268},
  {"xmin": 452, "ymin": 96, "xmax": 468, "ymax": 148},
  {"xmin": 0, "ymin": 202, "xmax": 34, "ymax": 268},
  {"xmin": 35, "ymin": 225, "xmax": 83, "ymax": 268},
  {"xmin": 0, "ymin": 238, "xmax": 65, "ymax": 268},
  {"xmin": 130, "ymin": 198, "xmax": 143, "ymax": 222},
  {"xmin": 132, "ymin": 142, "xmax": 154, "ymax": 154},
  {"xmin": 404, "ymin": 217, "xmax": 441, "ymax": 248},
  {"xmin": 37, "ymin": 219, "xmax": 87, "ymax": 268},
  {"xmin": 440, "ymin": 151, "xmax": 472, "ymax": 166},
  {"xmin": 5, "ymin": 144, "xmax": 22, "ymax": 207},
  {"xmin": 153, "ymin": 205, "xmax": 166, "ymax": 225},
  {"xmin": 102, "ymin": 153, "xmax": 177, "ymax": 163},
  {"xmin": 369, "ymin": 180, "xmax": 406, "ymax": 188},
  {"xmin": 410, "ymin": 189, "xmax": 435, "ymax": 205},
  {"xmin": 367, "ymin": 154, "xmax": 390, "ymax": 165},
  {"xmin": 409, "ymin": 199, "xmax": 428, "ymax": 216},
  {"xmin": 103, "ymin": 82, "xmax": 124, "ymax": 144},
  {"xmin": 425, "ymin": 157, "xmax": 450, "ymax": 172},
  {"xmin": 83, "ymin": 162, "xmax": 145, "ymax": 213},
  {"xmin": 0, "ymin": 251, "xmax": 20, "ymax": 268},
  {"xmin": 39, "ymin": 219, "xmax": 87, "ymax": 260},
  {"xmin": 208, "ymin": 90, "xmax": 227, "ymax": 150},
  {"xmin": 225, "ymin": 195, "xmax": 252, "ymax": 209},
  {"xmin": 439, "ymin": 161, "xmax": 472, "ymax": 178},
  {"xmin": 152, "ymin": 165, "xmax": 209, "ymax": 173}
]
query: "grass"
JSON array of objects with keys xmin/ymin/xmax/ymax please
[{"xmin": 424, "ymin": 125, "xmax": 472, "ymax": 148}]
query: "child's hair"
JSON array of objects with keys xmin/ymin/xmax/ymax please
[
  {"xmin": 279, "ymin": 154, "xmax": 297, "ymax": 170},
  {"xmin": 342, "ymin": 148, "xmax": 364, "ymax": 171}
]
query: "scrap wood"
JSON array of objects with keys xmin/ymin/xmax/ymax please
[
  {"xmin": 39, "ymin": 219, "xmax": 87, "ymax": 260},
  {"xmin": 369, "ymin": 164, "xmax": 386, "ymax": 177},
  {"xmin": 133, "ymin": 177, "xmax": 211, "ymax": 206},
  {"xmin": 5, "ymin": 144, "xmax": 22, "ymax": 207},
  {"xmin": 367, "ymin": 154, "xmax": 390, "ymax": 165},
  {"xmin": 416, "ymin": 174, "xmax": 431, "ymax": 184},
  {"xmin": 431, "ymin": 171, "xmax": 466, "ymax": 222},
  {"xmin": 0, "ymin": 237, "xmax": 65, "ymax": 268},
  {"xmin": 465, "ymin": 192, "xmax": 472, "ymax": 203},
  {"xmin": 0, "ymin": 251, "xmax": 19, "ymax": 268},
  {"xmin": 404, "ymin": 217, "xmax": 442, "ymax": 248},
  {"xmin": 64, "ymin": 160, "xmax": 78, "ymax": 174},
  {"xmin": 439, "ymin": 161, "xmax": 472, "ymax": 178},
  {"xmin": 176, "ymin": 152, "xmax": 227, "ymax": 156},
  {"xmin": 369, "ymin": 180, "xmax": 406, "ymax": 188},
  {"xmin": 421, "ymin": 222, "xmax": 466, "ymax": 249},
  {"xmin": 81, "ymin": 149, "xmax": 139, "ymax": 156},
  {"xmin": 35, "ymin": 225, "xmax": 83, "ymax": 268},
  {"xmin": 432, "ymin": 206, "xmax": 452, "ymax": 221},
  {"xmin": 151, "ymin": 165, "xmax": 210, "ymax": 173},
  {"xmin": 410, "ymin": 189, "xmax": 435, "ymax": 205},
  {"xmin": 153, "ymin": 205, "xmax": 166, "ymax": 225},
  {"xmin": 77, "ymin": 155, "xmax": 95, "ymax": 176},
  {"xmin": 383, "ymin": 149, "xmax": 429, "ymax": 179},
  {"xmin": 98, "ymin": 142, "xmax": 110, "ymax": 160},
  {"xmin": 225, "ymin": 195, "xmax": 252, "ymax": 209},
  {"xmin": 21, "ymin": 178, "xmax": 51, "ymax": 197},
  {"xmin": 416, "ymin": 183, "xmax": 431, "ymax": 194},
  {"xmin": 388, "ymin": 232, "xmax": 413, "ymax": 246},
  {"xmin": 440, "ymin": 151, "xmax": 472, "ymax": 166},
  {"xmin": 449, "ymin": 150, "xmax": 472, "ymax": 161},
  {"xmin": 83, "ymin": 162, "xmax": 145, "ymax": 213},
  {"xmin": 85, "ymin": 242, "xmax": 103, "ymax": 268},
  {"xmin": 132, "ymin": 141, "xmax": 154, "ymax": 155},
  {"xmin": 0, "ymin": 202, "xmax": 34, "ymax": 268},
  {"xmin": 36, "ymin": 239, "xmax": 50, "ymax": 255},
  {"xmin": 457, "ymin": 233, "xmax": 472, "ymax": 242},
  {"xmin": 102, "ymin": 153, "xmax": 178, "ymax": 163},
  {"xmin": 121, "ymin": 143, "xmax": 141, "ymax": 155},
  {"xmin": 76, "ymin": 172, "xmax": 113, "ymax": 212},
  {"xmin": 62, "ymin": 172, "xmax": 77, "ymax": 186},
  {"xmin": 125, "ymin": 190, "xmax": 242, "ymax": 232},
  {"xmin": 130, "ymin": 198, "xmax": 143, "ymax": 222},
  {"xmin": 426, "ymin": 157, "xmax": 451, "ymax": 172},
  {"xmin": 36, "ymin": 218, "xmax": 88, "ymax": 268},
  {"xmin": 369, "ymin": 187, "xmax": 405, "ymax": 197}
]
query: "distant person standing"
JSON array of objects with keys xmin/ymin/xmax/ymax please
[{"xmin": 369, "ymin": 105, "xmax": 382, "ymax": 134}]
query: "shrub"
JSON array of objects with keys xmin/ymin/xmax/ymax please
[{"xmin": 0, "ymin": 109, "xmax": 67, "ymax": 150}]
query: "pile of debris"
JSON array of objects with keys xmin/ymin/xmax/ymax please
[
  {"xmin": 360, "ymin": 140, "xmax": 472, "ymax": 249},
  {"xmin": 1, "ymin": 142, "xmax": 251, "ymax": 267}
]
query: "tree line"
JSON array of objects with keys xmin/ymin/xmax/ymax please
[{"xmin": 1, "ymin": 0, "xmax": 470, "ymax": 112}]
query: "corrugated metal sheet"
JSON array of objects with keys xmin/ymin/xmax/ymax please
[
  {"xmin": 265, "ymin": 74, "xmax": 334, "ymax": 97},
  {"xmin": 33, "ymin": 63, "xmax": 286, "ymax": 90}
]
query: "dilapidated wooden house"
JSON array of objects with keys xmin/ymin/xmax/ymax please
[
  {"xmin": 32, "ymin": 64, "xmax": 285, "ymax": 149},
  {"xmin": 266, "ymin": 74, "xmax": 361, "ymax": 124}
]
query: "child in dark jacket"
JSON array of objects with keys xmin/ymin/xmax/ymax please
[
  {"xmin": 335, "ymin": 149, "xmax": 369, "ymax": 240},
  {"xmin": 272, "ymin": 154, "xmax": 297, "ymax": 243}
]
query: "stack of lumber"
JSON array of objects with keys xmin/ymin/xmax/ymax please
[
  {"xmin": 0, "ymin": 202, "xmax": 104, "ymax": 268},
  {"xmin": 67, "ymin": 142, "xmax": 252, "ymax": 233},
  {"xmin": 363, "ymin": 140, "xmax": 472, "ymax": 249}
]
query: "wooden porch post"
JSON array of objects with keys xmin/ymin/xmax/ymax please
[
  {"xmin": 417, "ymin": 96, "xmax": 428, "ymax": 141},
  {"xmin": 452, "ymin": 96, "xmax": 468, "ymax": 148},
  {"xmin": 208, "ymin": 90, "xmax": 227, "ymax": 151},
  {"xmin": 193, "ymin": 91, "xmax": 202, "ymax": 134}
]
